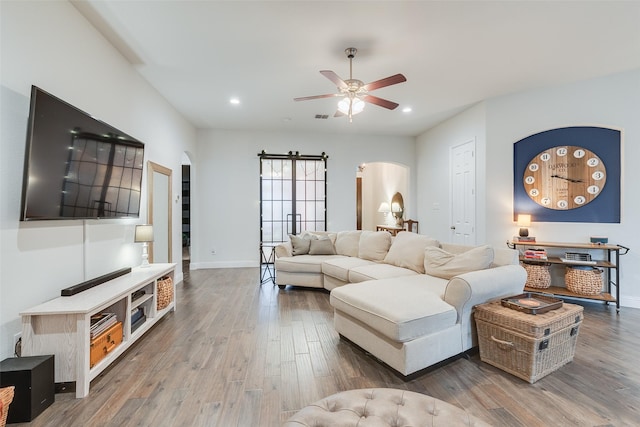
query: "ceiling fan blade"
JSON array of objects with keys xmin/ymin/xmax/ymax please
[
  {"xmin": 364, "ymin": 74, "xmax": 407, "ymax": 91},
  {"xmin": 320, "ymin": 70, "xmax": 348, "ymax": 89},
  {"xmin": 362, "ymin": 95, "xmax": 399, "ymax": 110},
  {"xmin": 294, "ymin": 93, "xmax": 340, "ymax": 102}
]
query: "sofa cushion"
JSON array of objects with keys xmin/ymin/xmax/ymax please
[
  {"xmin": 309, "ymin": 238, "xmax": 337, "ymax": 255},
  {"xmin": 424, "ymin": 245, "xmax": 494, "ymax": 279},
  {"xmin": 276, "ymin": 254, "xmax": 344, "ymax": 274},
  {"xmin": 301, "ymin": 230, "xmax": 337, "ymax": 245},
  {"xmin": 358, "ymin": 230, "xmax": 392, "ymax": 262},
  {"xmin": 335, "ymin": 231, "xmax": 362, "ymax": 257},
  {"xmin": 289, "ymin": 234, "xmax": 313, "ymax": 255},
  {"xmin": 383, "ymin": 232, "xmax": 439, "ymax": 273},
  {"xmin": 348, "ymin": 263, "xmax": 418, "ymax": 283},
  {"xmin": 330, "ymin": 279, "xmax": 458, "ymax": 342},
  {"xmin": 322, "ymin": 257, "xmax": 377, "ymax": 282}
]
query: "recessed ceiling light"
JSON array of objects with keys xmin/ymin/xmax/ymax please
[
  {"xmin": 230, "ymin": 98, "xmax": 240, "ymax": 105},
  {"xmin": 402, "ymin": 107, "xmax": 412, "ymax": 113}
]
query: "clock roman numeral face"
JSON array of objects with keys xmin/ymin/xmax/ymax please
[{"xmin": 523, "ymin": 146, "xmax": 606, "ymax": 210}]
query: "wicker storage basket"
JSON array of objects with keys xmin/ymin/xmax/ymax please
[
  {"xmin": 475, "ymin": 301, "xmax": 583, "ymax": 383},
  {"xmin": 0, "ymin": 386, "xmax": 15, "ymax": 427},
  {"xmin": 565, "ymin": 266, "xmax": 603, "ymax": 295},
  {"xmin": 156, "ymin": 276, "xmax": 174, "ymax": 310},
  {"xmin": 522, "ymin": 262, "xmax": 551, "ymax": 289}
]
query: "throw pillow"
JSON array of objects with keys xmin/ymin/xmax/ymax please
[
  {"xmin": 383, "ymin": 231, "xmax": 439, "ymax": 273},
  {"xmin": 358, "ymin": 230, "xmax": 392, "ymax": 262},
  {"xmin": 424, "ymin": 245, "xmax": 494, "ymax": 279},
  {"xmin": 300, "ymin": 231, "xmax": 337, "ymax": 245},
  {"xmin": 309, "ymin": 238, "xmax": 337, "ymax": 255},
  {"xmin": 289, "ymin": 234, "xmax": 315, "ymax": 255},
  {"xmin": 334, "ymin": 231, "xmax": 362, "ymax": 257}
]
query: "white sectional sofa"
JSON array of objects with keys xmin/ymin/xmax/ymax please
[{"xmin": 274, "ymin": 230, "xmax": 526, "ymax": 376}]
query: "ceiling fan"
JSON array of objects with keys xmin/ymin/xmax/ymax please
[{"xmin": 294, "ymin": 47, "xmax": 407, "ymax": 122}]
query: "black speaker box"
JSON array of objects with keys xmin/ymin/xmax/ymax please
[{"xmin": 0, "ymin": 355, "xmax": 55, "ymax": 423}]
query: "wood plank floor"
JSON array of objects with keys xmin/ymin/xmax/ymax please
[{"xmin": 14, "ymin": 266, "xmax": 640, "ymax": 426}]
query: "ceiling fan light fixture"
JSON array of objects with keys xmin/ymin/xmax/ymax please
[{"xmin": 338, "ymin": 96, "xmax": 365, "ymax": 115}]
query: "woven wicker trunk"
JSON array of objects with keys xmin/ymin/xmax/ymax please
[{"xmin": 474, "ymin": 301, "xmax": 583, "ymax": 383}]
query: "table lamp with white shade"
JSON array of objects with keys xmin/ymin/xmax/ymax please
[{"xmin": 135, "ymin": 224, "xmax": 154, "ymax": 267}]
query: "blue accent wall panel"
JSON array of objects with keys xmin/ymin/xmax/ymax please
[{"xmin": 513, "ymin": 126, "xmax": 621, "ymax": 223}]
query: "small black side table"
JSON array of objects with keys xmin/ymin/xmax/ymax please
[
  {"xmin": 260, "ymin": 243, "xmax": 276, "ymax": 285},
  {"xmin": 0, "ymin": 355, "xmax": 54, "ymax": 423}
]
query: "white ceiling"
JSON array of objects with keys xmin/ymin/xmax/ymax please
[{"xmin": 72, "ymin": 1, "xmax": 640, "ymax": 137}]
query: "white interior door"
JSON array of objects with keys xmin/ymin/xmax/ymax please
[{"xmin": 451, "ymin": 140, "xmax": 476, "ymax": 244}]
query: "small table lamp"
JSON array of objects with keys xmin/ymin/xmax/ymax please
[
  {"xmin": 135, "ymin": 224, "xmax": 154, "ymax": 267},
  {"xmin": 517, "ymin": 214, "xmax": 531, "ymax": 237},
  {"xmin": 378, "ymin": 202, "xmax": 390, "ymax": 214}
]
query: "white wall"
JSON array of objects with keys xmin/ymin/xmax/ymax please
[
  {"xmin": 0, "ymin": 1, "xmax": 196, "ymax": 359},
  {"xmin": 416, "ymin": 103, "xmax": 487, "ymax": 244},
  {"xmin": 418, "ymin": 69, "xmax": 640, "ymax": 308},
  {"xmin": 190, "ymin": 129, "xmax": 415, "ymax": 269}
]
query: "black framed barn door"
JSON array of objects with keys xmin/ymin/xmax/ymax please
[{"xmin": 259, "ymin": 151, "xmax": 328, "ymax": 256}]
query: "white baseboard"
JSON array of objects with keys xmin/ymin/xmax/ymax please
[
  {"xmin": 189, "ymin": 260, "xmax": 259, "ymax": 270},
  {"xmin": 620, "ymin": 295, "xmax": 640, "ymax": 309}
]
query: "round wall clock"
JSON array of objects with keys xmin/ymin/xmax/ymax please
[{"xmin": 523, "ymin": 145, "xmax": 607, "ymax": 210}]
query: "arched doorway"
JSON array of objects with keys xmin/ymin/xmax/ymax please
[{"xmin": 357, "ymin": 162, "xmax": 409, "ymax": 231}]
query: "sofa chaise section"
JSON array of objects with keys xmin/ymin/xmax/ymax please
[{"xmin": 330, "ymin": 264, "xmax": 526, "ymax": 376}]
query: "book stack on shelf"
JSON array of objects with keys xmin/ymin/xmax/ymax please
[
  {"xmin": 90, "ymin": 312, "xmax": 117, "ymax": 339},
  {"xmin": 523, "ymin": 248, "xmax": 548, "ymax": 261},
  {"xmin": 514, "ymin": 236, "xmax": 536, "ymax": 243},
  {"xmin": 131, "ymin": 307, "xmax": 146, "ymax": 332}
]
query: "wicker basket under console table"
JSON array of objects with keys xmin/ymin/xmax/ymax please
[
  {"xmin": 20, "ymin": 263, "xmax": 176, "ymax": 398},
  {"xmin": 507, "ymin": 241, "xmax": 628, "ymax": 312}
]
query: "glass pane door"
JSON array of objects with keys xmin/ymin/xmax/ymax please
[{"xmin": 259, "ymin": 152, "xmax": 327, "ymax": 253}]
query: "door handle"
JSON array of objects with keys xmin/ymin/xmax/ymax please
[{"xmin": 450, "ymin": 226, "xmax": 456, "ymax": 230}]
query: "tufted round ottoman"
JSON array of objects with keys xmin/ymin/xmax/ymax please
[{"xmin": 284, "ymin": 388, "xmax": 492, "ymax": 427}]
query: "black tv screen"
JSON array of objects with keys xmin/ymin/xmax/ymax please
[{"xmin": 21, "ymin": 86, "xmax": 145, "ymax": 220}]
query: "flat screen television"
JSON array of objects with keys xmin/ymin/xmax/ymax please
[{"xmin": 20, "ymin": 86, "xmax": 145, "ymax": 220}]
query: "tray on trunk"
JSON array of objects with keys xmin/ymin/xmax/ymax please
[{"xmin": 501, "ymin": 292, "xmax": 563, "ymax": 314}]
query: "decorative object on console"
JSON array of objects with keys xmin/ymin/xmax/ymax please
[
  {"xmin": 135, "ymin": 224, "xmax": 154, "ymax": 267},
  {"xmin": 390, "ymin": 192, "xmax": 404, "ymax": 227},
  {"xmin": 516, "ymin": 214, "xmax": 531, "ymax": 238},
  {"xmin": 562, "ymin": 252, "xmax": 595, "ymax": 265},
  {"xmin": 590, "ymin": 236, "xmax": 608, "ymax": 244}
]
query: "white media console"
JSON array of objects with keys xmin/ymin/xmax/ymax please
[{"xmin": 20, "ymin": 263, "xmax": 176, "ymax": 398}]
